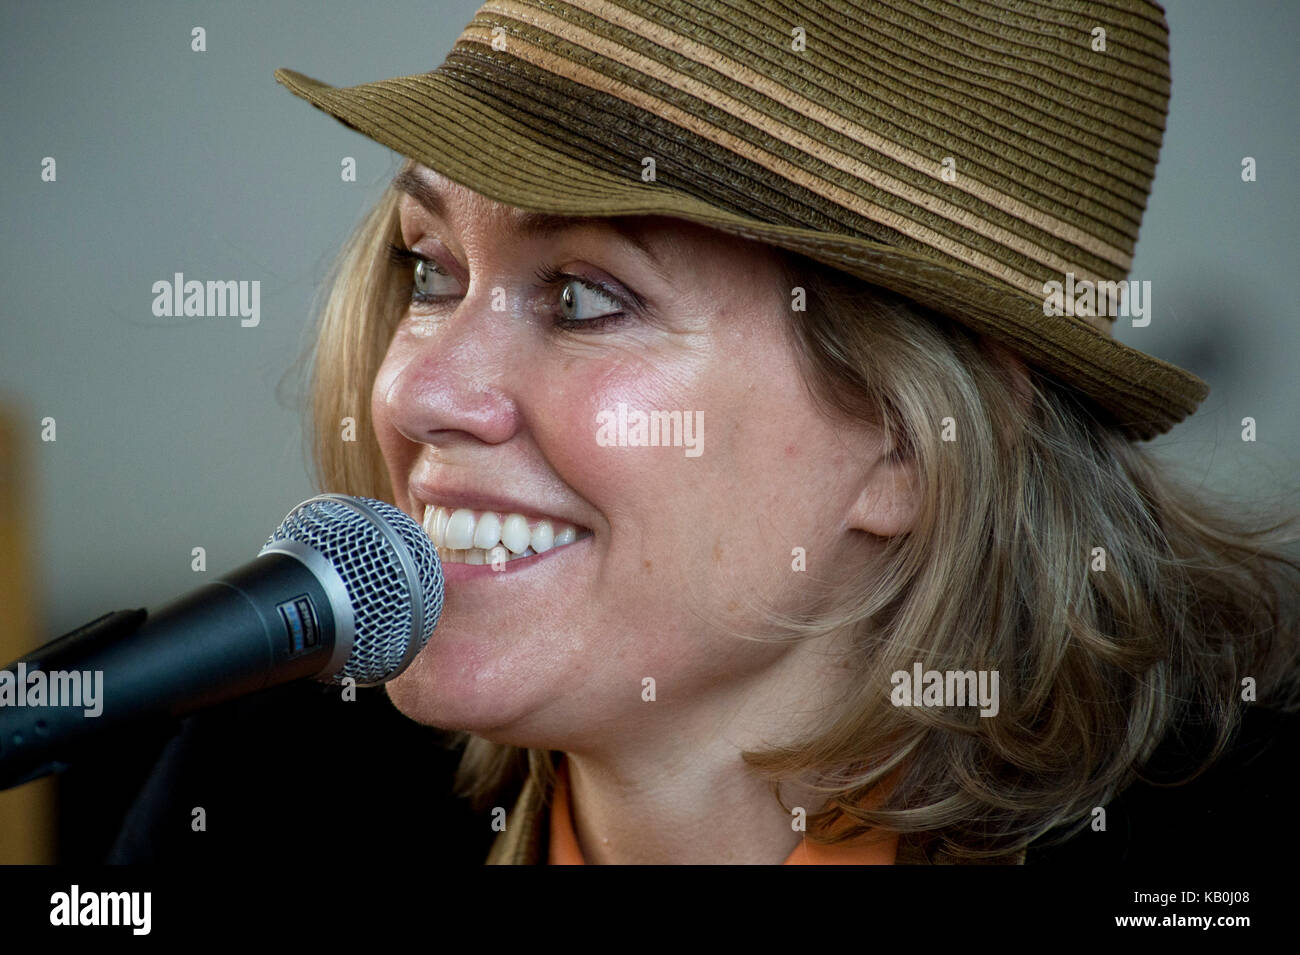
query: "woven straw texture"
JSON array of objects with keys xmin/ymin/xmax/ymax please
[{"xmin": 276, "ymin": 0, "xmax": 1209, "ymax": 439}]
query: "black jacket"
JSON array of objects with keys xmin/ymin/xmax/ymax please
[{"xmin": 105, "ymin": 685, "xmax": 1298, "ymax": 866}]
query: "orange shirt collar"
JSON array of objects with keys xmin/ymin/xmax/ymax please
[{"xmin": 548, "ymin": 755, "xmax": 896, "ymax": 865}]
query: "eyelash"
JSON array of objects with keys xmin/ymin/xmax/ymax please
[{"xmin": 384, "ymin": 242, "xmax": 636, "ymax": 332}]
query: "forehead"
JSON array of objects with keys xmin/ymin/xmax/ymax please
[
  {"xmin": 393, "ymin": 163, "xmax": 566, "ymax": 235},
  {"xmin": 390, "ymin": 162, "xmax": 785, "ymax": 282},
  {"xmin": 392, "ymin": 162, "xmax": 703, "ymax": 281}
]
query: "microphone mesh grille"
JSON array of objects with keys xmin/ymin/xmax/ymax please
[{"xmin": 265, "ymin": 495, "xmax": 443, "ymax": 685}]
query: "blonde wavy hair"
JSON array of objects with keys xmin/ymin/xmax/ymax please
[{"xmin": 295, "ymin": 180, "xmax": 1300, "ymax": 861}]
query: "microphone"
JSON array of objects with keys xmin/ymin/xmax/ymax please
[{"xmin": 0, "ymin": 493, "xmax": 443, "ymax": 791}]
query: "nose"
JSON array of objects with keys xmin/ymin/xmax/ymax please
[{"xmin": 375, "ymin": 291, "xmax": 524, "ymax": 449}]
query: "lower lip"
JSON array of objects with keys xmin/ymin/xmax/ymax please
[{"xmin": 435, "ymin": 535, "xmax": 591, "ymax": 584}]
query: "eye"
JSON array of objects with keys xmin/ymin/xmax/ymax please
[
  {"xmin": 385, "ymin": 242, "xmax": 459, "ymax": 302},
  {"xmin": 385, "ymin": 242, "xmax": 638, "ymax": 329},
  {"xmin": 558, "ymin": 278, "xmax": 623, "ymax": 323},
  {"xmin": 412, "ymin": 257, "xmax": 458, "ymax": 298},
  {"xmin": 536, "ymin": 265, "xmax": 630, "ymax": 328}
]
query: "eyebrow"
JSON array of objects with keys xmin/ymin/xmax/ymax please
[{"xmin": 390, "ymin": 167, "xmax": 673, "ymax": 283}]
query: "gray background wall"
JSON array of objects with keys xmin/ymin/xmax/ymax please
[{"xmin": 2, "ymin": 0, "xmax": 1296, "ymax": 640}]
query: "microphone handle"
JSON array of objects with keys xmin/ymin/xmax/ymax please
[{"xmin": 0, "ymin": 552, "xmax": 341, "ymax": 790}]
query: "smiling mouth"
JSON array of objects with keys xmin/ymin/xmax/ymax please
[{"xmin": 422, "ymin": 505, "xmax": 593, "ymax": 565}]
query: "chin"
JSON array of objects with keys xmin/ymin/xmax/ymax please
[
  {"xmin": 382, "ymin": 646, "xmax": 532, "ymax": 739},
  {"xmin": 384, "ymin": 657, "xmax": 480, "ymax": 732}
]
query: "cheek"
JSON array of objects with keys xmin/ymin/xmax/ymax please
[
  {"xmin": 528, "ymin": 353, "xmax": 730, "ymax": 656},
  {"xmin": 536, "ymin": 345, "xmax": 803, "ymax": 609},
  {"xmin": 531, "ymin": 352, "xmax": 705, "ymax": 521}
]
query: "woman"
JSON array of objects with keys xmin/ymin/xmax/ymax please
[{"xmin": 271, "ymin": 0, "xmax": 1298, "ymax": 864}]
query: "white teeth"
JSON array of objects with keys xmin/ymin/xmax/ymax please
[
  {"xmin": 473, "ymin": 511, "xmax": 502, "ymax": 550},
  {"xmin": 500, "ymin": 514, "xmax": 531, "ymax": 554},
  {"xmin": 423, "ymin": 504, "xmax": 590, "ymax": 564},
  {"xmin": 444, "ymin": 508, "xmax": 476, "ymax": 549},
  {"xmin": 423, "ymin": 506, "xmax": 450, "ymax": 547},
  {"xmin": 530, "ymin": 520, "xmax": 554, "ymax": 553}
]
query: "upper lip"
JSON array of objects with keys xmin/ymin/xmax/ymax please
[{"xmin": 407, "ymin": 484, "xmax": 591, "ymax": 530}]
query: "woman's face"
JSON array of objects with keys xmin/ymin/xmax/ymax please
[{"xmin": 374, "ymin": 164, "xmax": 910, "ymax": 752}]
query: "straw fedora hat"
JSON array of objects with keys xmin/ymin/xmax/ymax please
[{"xmin": 275, "ymin": 0, "xmax": 1207, "ymax": 440}]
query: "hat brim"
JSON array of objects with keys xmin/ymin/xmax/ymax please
[{"xmin": 274, "ymin": 66, "xmax": 1207, "ymax": 441}]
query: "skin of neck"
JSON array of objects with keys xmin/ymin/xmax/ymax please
[{"xmin": 559, "ymin": 631, "xmax": 855, "ymax": 864}]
